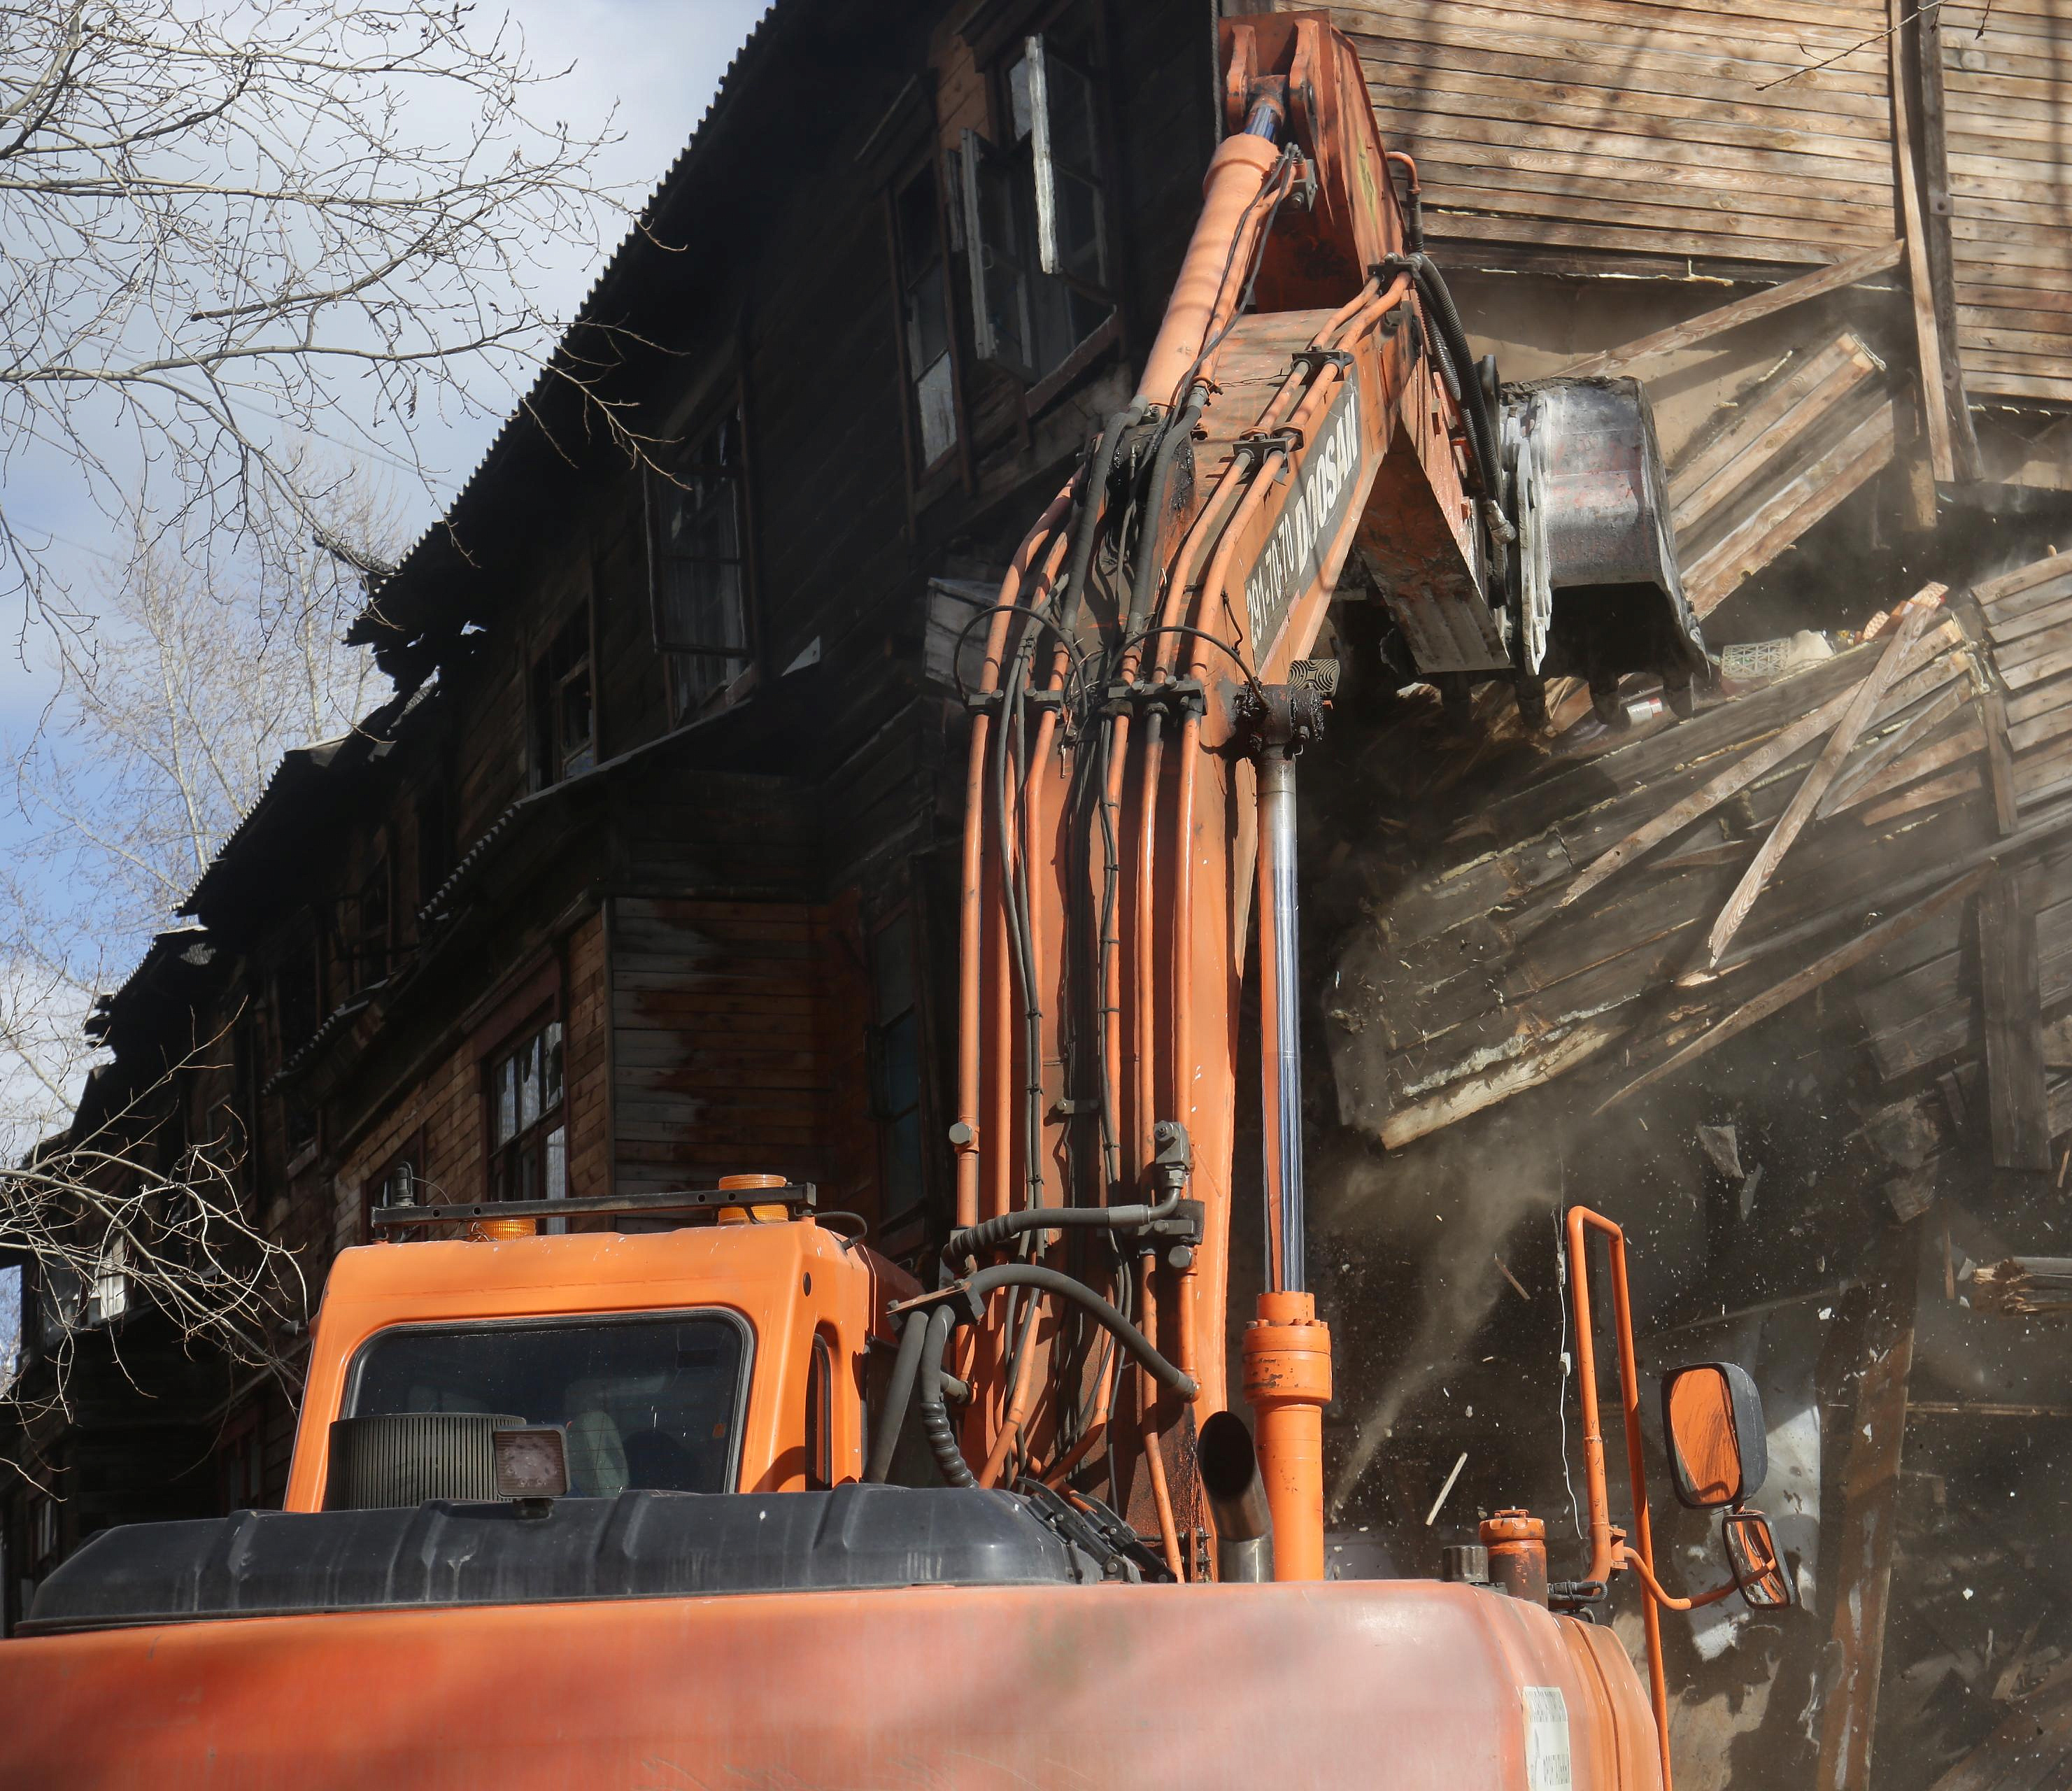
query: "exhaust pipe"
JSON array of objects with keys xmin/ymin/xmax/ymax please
[{"xmin": 1198, "ymin": 1410, "xmax": 1275, "ymax": 1583}]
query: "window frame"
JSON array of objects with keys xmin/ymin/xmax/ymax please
[
  {"xmin": 644, "ymin": 391, "xmax": 760, "ymax": 725},
  {"xmin": 530, "ymin": 605, "xmax": 597, "ymax": 791},
  {"xmin": 339, "ymin": 1305, "xmax": 756, "ymax": 1496},
  {"xmin": 958, "ymin": 7, "xmax": 1121, "ymax": 395},
  {"xmin": 483, "ymin": 1007, "xmax": 568, "ymax": 1224},
  {"xmin": 887, "ymin": 157, "xmax": 965, "ymax": 485}
]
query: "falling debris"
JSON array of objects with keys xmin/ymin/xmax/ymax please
[
  {"xmin": 1965, "ymin": 1259, "xmax": 2072, "ymax": 1320},
  {"xmin": 1426, "ymin": 1452, "xmax": 1470, "ymax": 1528},
  {"xmin": 1697, "ymin": 1124, "xmax": 1745, "ymax": 1181}
]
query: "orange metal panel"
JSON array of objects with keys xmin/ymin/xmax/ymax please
[{"xmin": 0, "ymin": 1580, "xmax": 1660, "ymax": 1790}]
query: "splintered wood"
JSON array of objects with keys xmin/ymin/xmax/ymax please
[
  {"xmin": 1966, "ymin": 1257, "xmax": 2072, "ymax": 1319},
  {"xmin": 1328, "ymin": 551, "xmax": 2072, "ymax": 1154}
]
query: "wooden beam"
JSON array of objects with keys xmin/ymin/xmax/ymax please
[
  {"xmin": 1980, "ymin": 865, "xmax": 2052, "ymax": 1173},
  {"xmin": 1597, "ymin": 865, "xmax": 1989, "ymax": 1114},
  {"xmin": 1890, "ymin": 0, "xmax": 1958, "ymax": 483},
  {"xmin": 1909, "ymin": 0, "xmax": 1985, "ymax": 483},
  {"xmin": 1552, "ymin": 620, "xmax": 1956, "ymax": 921},
  {"xmin": 1681, "ymin": 400, "xmax": 1897, "ymax": 617},
  {"xmin": 1817, "ymin": 1221, "xmax": 1922, "ymax": 1791},
  {"xmin": 1556, "ymin": 239, "xmax": 1905, "ymax": 379},
  {"xmin": 1703, "ymin": 591, "xmax": 1945, "ymax": 965},
  {"xmin": 1979, "ymin": 673, "xmax": 2022, "ymax": 835},
  {"xmin": 1549, "ymin": 687, "xmax": 1855, "ymax": 919}
]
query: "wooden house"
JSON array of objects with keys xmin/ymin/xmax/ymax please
[{"xmin": 8, "ymin": 7, "xmax": 2072, "ymax": 1787}]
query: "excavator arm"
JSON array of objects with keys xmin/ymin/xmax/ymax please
[{"xmin": 937, "ymin": 13, "xmax": 1708, "ymax": 1578}]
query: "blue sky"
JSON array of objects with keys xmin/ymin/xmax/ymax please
[
  {"xmin": 0, "ymin": 0, "xmax": 772, "ymax": 1388},
  {"xmin": 0, "ymin": 0, "xmax": 771, "ymax": 762}
]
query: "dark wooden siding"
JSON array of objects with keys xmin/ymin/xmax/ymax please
[{"xmin": 609, "ymin": 896, "xmax": 870, "ymax": 1205}]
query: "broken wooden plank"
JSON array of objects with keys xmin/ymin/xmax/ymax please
[
  {"xmin": 1980, "ymin": 865, "xmax": 2052, "ymax": 1172},
  {"xmin": 1377, "ymin": 1012, "xmax": 1633, "ymax": 1150},
  {"xmin": 1980, "ymin": 671, "xmax": 2022, "ymax": 834},
  {"xmin": 1549, "ymin": 690, "xmax": 1856, "ymax": 917},
  {"xmin": 1550, "ymin": 621, "xmax": 1959, "ymax": 921},
  {"xmin": 1815, "ymin": 1219, "xmax": 1923, "ymax": 1791},
  {"xmin": 1598, "ymin": 864, "xmax": 1991, "ymax": 1113},
  {"xmin": 1892, "ymin": 0, "xmax": 1957, "ymax": 483},
  {"xmin": 1703, "ymin": 591, "xmax": 1945, "ymax": 965},
  {"xmin": 1668, "ymin": 332, "xmax": 1882, "ymax": 539},
  {"xmin": 1817, "ymin": 678, "xmax": 1973, "ymax": 816},
  {"xmin": 1977, "ymin": 551, "xmax": 2072, "ymax": 610},
  {"xmin": 1555, "ymin": 238, "xmax": 1905, "ymax": 379},
  {"xmin": 1966, "ymin": 1256, "xmax": 2072, "ymax": 1319},
  {"xmin": 1681, "ymin": 400, "xmax": 1898, "ymax": 616},
  {"xmin": 1908, "ymin": 0, "xmax": 1985, "ymax": 482}
]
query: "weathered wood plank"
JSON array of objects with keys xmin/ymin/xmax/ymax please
[
  {"xmin": 1668, "ymin": 332, "xmax": 1882, "ymax": 532},
  {"xmin": 1599, "ymin": 865, "xmax": 1990, "ymax": 1112},
  {"xmin": 1890, "ymin": 0, "xmax": 1959, "ymax": 480},
  {"xmin": 1912, "ymin": 0, "xmax": 1985, "ymax": 480},
  {"xmin": 1815, "ymin": 1221, "xmax": 1922, "ymax": 1791},
  {"xmin": 1979, "ymin": 865, "xmax": 2052, "ymax": 1172},
  {"xmin": 1681, "ymin": 402, "xmax": 1898, "ymax": 615},
  {"xmin": 1563, "ymin": 243, "xmax": 1903, "ymax": 380}
]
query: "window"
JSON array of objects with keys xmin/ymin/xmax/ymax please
[
  {"xmin": 29, "ymin": 1496, "xmax": 57, "ymax": 1570},
  {"xmin": 648, "ymin": 406, "xmax": 753, "ymax": 721},
  {"xmin": 88, "ymin": 1235, "xmax": 127, "ymax": 1326},
  {"xmin": 347, "ymin": 856, "xmax": 392, "ymax": 994},
  {"xmin": 274, "ymin": 924, "xmax": 322, "ymax": 1052},
  {"xmin": 488, "ymin": 1017, "xmax": 565, "ymax": 1214},
  {"xmin": 348, "ymin": 1312, "xmax": 748, "ymax": 1496},
  {"xmin": 37, "ymin": 1263, "xmax": 83, "ymax": 1347},
  {"xmin": 530, "ymin": 609, "xmax": 595, "ymax": 788},
  {"xmin": 960, "ymin": 17, "xmax": 1114, "ymax": 386},
  {"xmin": 894, "ymin": 164, "xmax": 958, "ymax": 470},
  {"xmin": 867, "ymin": 914, "xmax": 924, "ymax": 1228}
]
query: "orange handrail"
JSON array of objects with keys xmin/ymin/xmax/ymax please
[{"xmin": 1565, "ymin": 1205, "xmax": 1673, "ymax": 1791}]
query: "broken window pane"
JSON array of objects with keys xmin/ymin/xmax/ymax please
[{"xmin": 651, "ymin": 408, "xmax": 752, "ymax": 718}]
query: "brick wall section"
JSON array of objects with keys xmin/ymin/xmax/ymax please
[{"xmin": 329, "ymin": 911, "xmax": 608, "ymax": 1250}]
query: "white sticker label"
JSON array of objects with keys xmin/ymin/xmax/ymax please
[{"xmin": 1522, "ymin": 1686, "xmax": 1573, "ymax": 1791}]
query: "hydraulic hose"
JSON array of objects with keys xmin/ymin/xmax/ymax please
[
  {"xmin": 1123, "ymin": 389, "xmax": 1210, "ymax": 651},
  {"xmin": 1381, "ymin": 250, "xmax": 1500, "ymax": 505},
  {"xmin": 918, "ymin": 1265, "xmax": 1200, "ymax": 1489},
  {"xmin": 965, "ymin": 1266, "xmax": 1196, "ymax": 1396},
  {"xmin": 863, "ymin": 1305, "xmax": 932, "ymax": 1483},
  {"xmin": 917, "ymin": 1305, "xmax": 972, "ymax": 1488},
  {"xmin": 940, "ymin": 1193, "xmax": 1183, "ymax": 1273},
  {"xmin": 1058, "ymin": 402, "xmax": 1146, "ymax": 636}
]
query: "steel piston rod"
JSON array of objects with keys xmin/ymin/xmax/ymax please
[{"xmin": 1258, "ymin": 745, "xmax": 1304, "ymax": 1293}]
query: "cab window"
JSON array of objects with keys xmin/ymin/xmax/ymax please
[{"xmin": 348, "ymin": 1312, "xmax": 748, "ymax": 1495}]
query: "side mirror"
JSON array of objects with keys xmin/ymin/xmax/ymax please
[
  {"xmin": 1722, "ymin": 1510, "xmax": 1793, "ymax": 1608},
  {"xmin": 1661, "ymin": 1361, "xmax": 1768, "ymax": 1510}
]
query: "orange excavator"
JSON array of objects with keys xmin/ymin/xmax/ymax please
[{"xmin": 1, "ymin": 17, "xmax": 1780, "ymax": 1789}]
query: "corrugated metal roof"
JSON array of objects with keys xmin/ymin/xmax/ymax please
[{"xmin": 349, "ymin": 2, "xmax": 787, "ymax": 661}]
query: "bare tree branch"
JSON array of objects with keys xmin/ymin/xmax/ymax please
[{"xmin": 0, "ymin": 0, "xmax": 641, "ymax": 627}]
